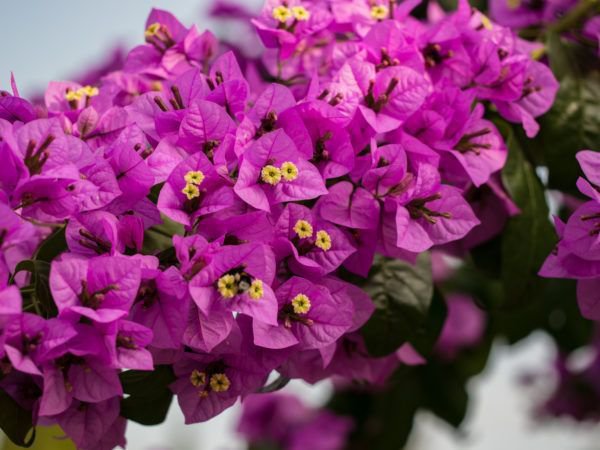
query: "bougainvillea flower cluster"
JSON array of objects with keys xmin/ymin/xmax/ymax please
[
  {"xmin": 0, "ymin": 0, "xmax": 560, "ymax": 448},
  {"xmin": 541, "ymin": 150, "xmax": 600, "ymax": 320}
]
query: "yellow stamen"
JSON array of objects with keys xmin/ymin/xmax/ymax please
[
  {"xmin": 291, "ymin": 293, "xmax": 311, "ymax": 314},
  {"xmin": 371, "ymin": 5, "xmax": 389, "ymax": 20},
  {"xmin": 280, "ymin": 161, "xmax": 299, "ymax": 181},
  {"xmin": 184, "ymin": 170, "xmax": 205, "ymax": 186},
  {"xmin": 182, "ymin": 183, "xmax": 200, "ymax": 200},
  {"xmin": 272, "ymin": 5, "xmax": 293, "ymax": 22},
  {"xmin": 209, "ymin": 373, "xmax": 231, "ymax": 392},
  {"xmin": 531, "ymin": 47, "xmax": 546, "ymax": 60},
  {"xmin": 315, "ymin": 230, "xmax": 332, "ymax": 251},
  {"xmin": 261, "ymin": 165, "xmax": 282, "ymax": 185},
  {"xmin": 151, "ymin": 81, "xmax": 164, "ymax": 91},
  {"xmin": 198, "ymin": 390, "xmax": 209, "ymax": 398},
  {"xmin": 79, "ymin": 85, "xmax": 99, "ymax": 97},
  {"xmin": 190, "ymin": 369, "xmax": 206, "ymax": 387},
  {"xmin": 249, "ymin": 279, "xmax": 264, "ymax": 300},
  {"xmin": 291, "ymin": 6, "xmax": 310, "ymax": 21},
  {"xmin": 507, "ymin": 0, "xmax": 521, "ymax": 9},
  {"xmin": 65, "ymin": 89, "xmax": 82, "ymax": 102},
  {"xmin": 480, "ymin": 14, "xmax": 493, "ymax": 30},
  {"xmin": 217, "ymin": 274, "xmax": 238, "ymax": 299},
  {"xmin": 293, "ymin": 220, "xmax": 313, "ymax": 239},
  {"xmin": 145, "ymin": 22, "xmax": 161, "ymax": 38}
]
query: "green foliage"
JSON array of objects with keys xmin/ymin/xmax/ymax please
[
  {"xmin": 120, "ymin": 366, "xmax": 176, "ymax": 426},
  {"xmin": 143, "ymin": 216, "xmax": 184, "ymax": 255},
  {"xmin": 360, "ymin": 253, "xmax": 436, "ymax": 356},
  {"xmin": 34, "ymin": 227, "xmax": 67, "ymax": 263},
  {"xmin": 534, "ymin": 33, "xmax": 600, "ymax": 193},
  {"xmin": 13, "ymin": 260, "xmax": 56, "ymax": 318},
  {"xmin": 0, "ymin": 391, "xmax": 35, "ymax": 448},
  {"xmin": 328, "ymin": 336, "xmax": 492, "ymax": 449},
  {"xmin": 328, "ymin": 369, "xmax": 421, "ymax": 450},
  {"xmin": 500, "ymin": 123, "xmax": 556, "ymax": 308}
]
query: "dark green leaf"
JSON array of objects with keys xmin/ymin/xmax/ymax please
[
  {"xmin": 328, "ymin": 368, "xmax": 421, "ymax": 450},
  {"xmin": 120, "ymin": 365, "xmax": 175, "ymax": 426},
  {"xmin": 10, "ymin": 260, "xmax": 56, "ymax": 317},
  {"xmin": 469, "ymin": 235, "xmax": 503, "ymax": 279},
  {"xmin": 361, "ymin": 253, "xmax": 434, "ymax": 356},
  {"xmin": 419, "ymin": 363, "xmax": 468, "ymax": 428},
  {"xmin": 157, "ymin": 246, "xmax": 177, "ymax": 266},
  {"xmin": 500, "ymin": 124, "xmax": 555, "ymax": 307},
  {"xmin": 536, "ymin": 72, "xmax": 600, "ymax": 193},
  {"xmin": 34, "ymin": 227, "xmax": 67, "ymax": 263},
  {"xmin": 0, "ymin": 390, "xmax": 35, "ymax": 447},
  {"xmin": 546, "ymin": 32, "xmax": 579, "ymax": 80},
  {"xmin": 147, "ymin": 182, "xmax": 165, "ymax": 204},
  {"xmin": 143, "ymin": 217, "xmax": 183, "ymax": 255},
  {"xmin": 410, "ymin": 288, "xmax": 448, "ymax": 357}
]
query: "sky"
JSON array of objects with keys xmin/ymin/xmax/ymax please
[
  {"xmin": 0, "ymin": 0, "xmax": 263, "ymax": 97},
  {"xmin": 2, "ymin": 2, "xmax": 600, "ymax": 449}
]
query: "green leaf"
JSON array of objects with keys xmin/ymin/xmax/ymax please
[
  {"xmin": 34, "ymin": 227, "xmax": 67, "ymax": 263},
  {"xmin": 500, "ymin": 124, "xmax": 555, "ymax": 307},
  {"xmin": 147, "ymin": 182, "xmax": 164, "ymax": 204},
  {"xmin": 328, "ymin": 368, "xmax": 421, "ymax": 450},
  {"xmin": 10, "ymin": 260, "xmax": 56, "ymax": 317},
  {"xmin": 536, "ymin": 72, "xmax": 600, "ymax": 194},
  {"xmin": 492, "ymin": 277, "xmax": 593, "ymax": 348},
  {"xmin": 0, "ymin": 390, "xmax": 35, "ymax": 447},
  {"xmin": 419, "ymin": 363, "xmax": 468, "ymax": 428},
  {"xmin": 546, "ymin": 32, "xmax": 579, "ymax": 80},
  {"xmin": 410, "ymin": 288, "xmax": 448, "ymax": 357},
  {"xmin": 156, "ymin": 246, "xmax": 177, "ymax": 266},
  {"xmin": 418, "ymin": 333, "xmax": 493, "ymax": 428},
  {"xmin": 143, "ymin": 216, "xmax": 184, "ymax": 255},
  {"xmin": 361, "ymin": 253, "xmax": 434, "ymax": 356},
  {"xmin": 120, "ymin": 366, "xmax": 175, "ymax": 426}
]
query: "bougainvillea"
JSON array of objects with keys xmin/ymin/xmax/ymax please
[{"xmin": 0, "ymin": 0, "xmax": 598, "ymax": 448}]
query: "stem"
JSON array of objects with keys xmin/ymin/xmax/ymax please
[{"xmin": 257, "ymin": 375, "xmax": 291, "ymax": 393}]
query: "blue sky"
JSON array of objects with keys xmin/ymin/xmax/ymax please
[{"xmin": 0, "ymin": 0, "xmax": 262, "ymax": 97}]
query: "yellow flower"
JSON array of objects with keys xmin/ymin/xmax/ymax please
[
  {"xmin": 79, "ymin": 85, "xmax": 99, "ymax": 97},
  {"xmin": 145, "ymin": 22, "xmax": 161, "ymax": 38},
  {"xmin": 190, "ymin": 369, "xmax": 206, "ymax": 387},
  {"xmin": 291, "ymin": 293, "xmax": 311, "ymax": 314},
  {"xmin": 280, "ymin": 161, "xmax": 299, "ymax": 181},
  {"xmin": 184, "ymin": 170, "xmax": 205, "ymax": 186},
  {"xmin": 291, "ymin": 6, "xmax": 310, "ymax": 21},
  {"xmin": 210, "ymin": 373, "xmax": 231, "ymax": 392},
  {"xmin": 218, "ymin": 274, "xmax": 238, "ymax": 298},
  {"xmin": 249, "ymin": 279, "xmax": 264, "ymax": 300},
  {"xmin": 261, "ymin": 165, "xmax": 282, "ymax": 185},
  {"xmin": 370, "ymin": 5, "xmax": 389, "ymax": 20},
  {"xmin": 315, "ymin": 230, "xmax": 332, "ymax": 251},
  {"xmin": 65, "ymin": 89, "xmax": 82, "ymax": 102},
  {"xmin": 293, "ymin": 220, "xmax": 313, "ymax": 239},
  {"xmin": 272, "ymin": 5, "xmax": 292, "ymax": 22},
  {"xmin": 182, "ymin": 183, "xmax": 200, "ymax": 200}
]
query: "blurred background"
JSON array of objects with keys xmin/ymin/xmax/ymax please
[{"xmin": 1, "ymin": 1, "xmax": 600, "ymax": 449}]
